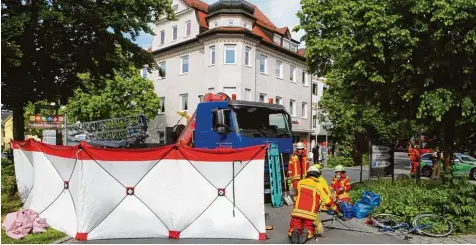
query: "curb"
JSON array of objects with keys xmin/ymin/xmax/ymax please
[{"xmin": 53, "ymin": 236, "xmax": 73, "ymax": 244}]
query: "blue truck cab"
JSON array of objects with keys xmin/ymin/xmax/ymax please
[{"xmin": 190, "ymin": 100, "xmax": 294, "ymax": 198}]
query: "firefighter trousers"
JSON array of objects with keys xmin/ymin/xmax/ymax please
[{"xmin": 288, "ymin": 216, "xmax": 315, "ymax": 239}]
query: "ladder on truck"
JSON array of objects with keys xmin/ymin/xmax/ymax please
[{"xmin": 65, "ymin": 115, "xmax": 148, "ymax": 147}]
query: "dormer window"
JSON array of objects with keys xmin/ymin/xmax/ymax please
[
  {"xmin": 228, "ymin": 20, "xmax": 234, "ymax": 26},
  {"xmin": 273, "ymin": 34, "xmax": 281, "ymax": 45},
  {"xmin": 291, "ymin": 43, "xmax": 298, "ymax": 52},
  {"xmin": 283, "ymin": 38, "xmax": 290, "ymax": 49},
  {"xmin": 244, "ymin": 22, "xmax": 248, "ymax": 29},
  {"xmin": 214, "ymin": 21, "xmax": 218, "ymax": 28}
]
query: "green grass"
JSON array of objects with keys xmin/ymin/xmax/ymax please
[{"xmin": 1, "ymin": 194, "xmax": 66, "ymax": 244}]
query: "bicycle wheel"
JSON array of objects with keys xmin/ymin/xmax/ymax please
[
  {"xmin": 370, "ymin": 214, "xmax": 406, "ymax": 229},
  {"xmin": 413, "ymin": 214, "xmax": 453, "ymax": 237}
]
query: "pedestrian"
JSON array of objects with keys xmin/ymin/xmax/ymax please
[
  {"xmin": 288, "ymin": 165, "xmax": 341, "ymax": 244},
  {"xmin": 312, "ymin": 144, "xmax": 320, "ymax": 164},
  {"xmin": 431, "ymin": 147, "xmax": 443, "ymax": 180},
  {"xmin": 287, "ymin": 142, "xmax": 310, "ymax": 202},
  {"xmin": 331, "ymin": 165, "xmax": 351, "ymax": 203},
  {"xmin": 410, "ymin": 145, "xmax": 420, "ymax": 177}
]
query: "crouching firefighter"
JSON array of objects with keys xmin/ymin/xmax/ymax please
[
  {"xmin": 288, "ymin": 166, "xmax": 340, "ymax": 244},
  {"xmin": 287, "ymin": 142, "xmax": 310, "ymax": 201}
]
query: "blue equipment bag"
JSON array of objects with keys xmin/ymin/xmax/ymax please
[
  {"xmin": 338, "ymin": 202, "xmax": 354, "ymax": 220},
  {"xmin": 360, "ymin": 191, "xmax": 381, "ymax": 208},
  {"xmin": 353, "ymin": 200, "xmax": 373, "ymax": 219}
]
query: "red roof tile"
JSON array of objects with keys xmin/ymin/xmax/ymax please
[
  {"xmin": 252, "ymin": 5, "xmax": 277, "ymax": 30},
  {"xmin": 276, "ymin": 27, "xmax": 288, "ymax": 35},
  {"xmin": 252, "ymin": 25, "xmax": 272, "ymax": 43},
  {"xmin": 183, "ymin": 0, "xmax": 208, "ymax": 13},
  {"xmin": 197, "ymin": 11, "xmax": 208, "ymax": 29}
]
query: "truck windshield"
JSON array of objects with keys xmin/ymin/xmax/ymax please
[{"xmin": 233, "ymin": 107, "xmax": 291, "ymax": 138}]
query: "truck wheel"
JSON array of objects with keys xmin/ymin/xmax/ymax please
[
  {"xmin": 422, "ymin": 167, "xmax": 432, "ymax": 178},
  {"xmin": 470, "ymin": 168, "xmax": 476, "ymax": 180}
]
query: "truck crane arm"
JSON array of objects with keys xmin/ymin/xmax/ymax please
[{"xmin": 176, "ymin": 92, "xmax": 230, "ymax": 146}]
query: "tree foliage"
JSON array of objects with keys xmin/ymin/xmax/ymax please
[
  {"xmin": 64, "ymin": 66, "xmax": 161, "ymax": 123},
  {"xmin": 297, "ymin": 0, "xmax": 476, "ymax": 168},
  {"xmin": 1, "ymin": 0, "xmax": 174, "ymax": 140}
]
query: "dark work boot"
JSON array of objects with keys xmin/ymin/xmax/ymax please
[
  {"xmin": 299, "ymin": 229, "xmax": 309, "ymax": 244},
  {"xmin": 290, "ymin": 229, "xmax": 299, "ymax": 244}
]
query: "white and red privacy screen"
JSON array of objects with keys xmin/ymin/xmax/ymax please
[{"xmin": 12, "ymin": 139, "xmax": 267, "ymax": 241}]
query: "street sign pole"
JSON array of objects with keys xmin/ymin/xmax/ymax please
[{"xmin": 64, "ymin": 113, "xmax": 67, "ymax": 146}]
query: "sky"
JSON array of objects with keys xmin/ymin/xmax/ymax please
[{"xmin": 133, "ymin": 0, "xmax": 304, "ymax": 49}]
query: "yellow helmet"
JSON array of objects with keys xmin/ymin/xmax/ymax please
[{"xmin": 312, "ymin": 164, "xmax": 322, "ymax": 171}]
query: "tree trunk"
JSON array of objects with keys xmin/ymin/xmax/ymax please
[
  {"xmin": 12, "ymin": 105, "xmax": 26, "ymax": 141},
  {"xmin": 352, "ymin": 135, "xmax": 363, "ymax": 166}
]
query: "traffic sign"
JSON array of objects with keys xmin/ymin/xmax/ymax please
[
  {"xmin": 372, "ymin": 160, "xmax": 392, "ymax": 167},
  {"xmin": 369, "ymin": 141, "xmax": 395, "ymax": 179},
  {"xmin": 372, "ymin": 153, "xmax": 392, "ymax": 160},
  {"xmin": 372, "ymin": 145, "xmax": 391, "ymax": 153}
]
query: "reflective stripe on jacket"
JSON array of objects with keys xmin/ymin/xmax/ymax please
[
  {"xmin": 288, "ymin": 153, "xmax": 310, "ymax": 181},
  {"xmin": 292, "ymin": 177, "xmax": 337, "ymax": 221},
  {"xmin": 331, "ymin": 175, "xmax": 351, "ymax": 201}
]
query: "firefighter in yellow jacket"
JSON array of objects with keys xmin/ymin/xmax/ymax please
[{"xmin": 288, "ymin": 165, "xmax": 340, "ymax": 244}]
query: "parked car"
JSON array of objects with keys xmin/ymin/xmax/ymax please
[{"xmin": 420, "ymin": 153, "xmax": 476, "ymax": 180}]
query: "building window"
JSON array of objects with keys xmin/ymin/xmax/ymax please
[
  {"xmin": 158, "ymin": 131, "xmax": 165, "ymax": 144},
  {"xmin": 302, "ymin": 71, "xmax": 308, "ymax": 85},
  {"xmin": 173, "ymin": 4, "xmax": 178, "ymax": 12},
  {"xmin": 159, "ymin": 62, "xmax": 166, "ymax": 79},
  {"xmin": 180, "ymin": 94, "xmax": 188, "ymax": 111},
  {"xmin": 228, "ymin": 19, "xmax": 234, "ymax": 26},
  {"xmin": 185, "ymin": 21, "xmax": 191, "ymax": 36},
  {"xmin": 141, "ymin": 67, "xmax": 148, "ymax": 79},
  {"xmin": 210, "ymin": 46, "xmax": 216, "ymax": 65},
  {"xmin": 276, "ymin": 96, "xmax": 282, "ymax": 105},
  {"xmin": 160, "ymin": 30, "xmax": 165, "ymax": 45},
  {"xmin": 224, "ymin": 44, "xmax": 236, "ymax": 64},
  {"xmin": 290, "ymin": 100, "xmax": 296, "ymax": 117},
  {"xmin": 245, "ymin": 46, "xmax": 251, "ymax": 66},
  {"xmin": 290, "ymin": 66, "xmax": 295, "ymax": 82},
  {"xmin": 276, "ymin": 60, "xmax": 282, "ymax": 78},
  {"xmin": 181, "ymin": 55, "xmax": 189, "ymax": 74},
  {"xmin": 273, "ymin": 34, "xmax": 281, "ymax": 45},
  {"xmin": 172, "ymin": 26, "xmax": 177, "ymax": 41},
  {"xmin": 312, "ymin": 115, "xmax": 317, "ymax": 128},
  {"xmin": 283, "ymin": 39, "xmax": 290, "ymax": 49},
  {"xmin": 223, "ymin": 87, "xmax": 236, "ymax": 99},
  {"xmin": 244, "ymin": 22, "xmax": 248, "ymax": 29},
  {"xmin": 259, "ymin": 93, "xmax": 266, "ymax": 103},
  {"xmin": 245, "ymin": 89, "xmax": 252, "ymax": 101},
  {"xmin": 208, "ymin": 87, "xmax": 215, "ymax": 93},
  {"xmin": 159, "ymin": 97, "xmax": 165, "ymax": 113},
  {"xmin": 259, "ymin": 54, "xmax": 267, "ymax": 74},
  {"xmin": 291, "ymin": 43, "xmax": 298, "ymax": 52},
  {"xmin": 214, "ymin": 21, "xmax": 218, "ymax": 28},
  {"xmin": 302, "ymin": 102, "xmax": 308, "ymax": 118},
  {"xmin": 312, "ymin": 83, "xmax": 318, "ymax": 95}
]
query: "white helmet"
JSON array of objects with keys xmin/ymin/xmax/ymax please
[{"xmin": 296, "ymin": 142, "xmax": 305, "ymax": 150}]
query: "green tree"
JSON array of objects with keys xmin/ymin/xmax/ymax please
[
  {"xmin": 1, "ymin": 0, "xmax": 174, "ymax": 140},
  {"xmin": 64, "ymin": 66, "xmax": 161, "ymax": 123},
  {"xmin": 297, "ymin": 0, "xmax": 476, "ymax": 169},
  {"xmin": 319, "ymin": 72, "xmax": 419, "ymax": 165}
]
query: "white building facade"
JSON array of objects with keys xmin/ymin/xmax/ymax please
[
  {"xmin": 146, "ymin": 0, "xmax": 314, "ymax": 145},
  {"xmin": 310, "ymin": 77, "xmax": 330, "ymax": 150}
]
